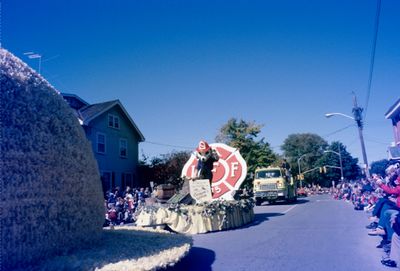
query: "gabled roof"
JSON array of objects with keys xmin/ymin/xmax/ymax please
[
  {"xmin": 61, "ymin": 93, "xmax": 89, "ymax": 106},
  {"xmin": 79, "ymin": 100, "xmax": 145, "ymax": 142},
  {"xmin": 80, "ymin": 100, "xmax": 117, "ymax": 122},
  {"xmin": 385, "ymin": 98, "xmax": 400, "ymax": 119}
]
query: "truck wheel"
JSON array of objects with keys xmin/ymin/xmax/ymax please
[{"xmin": 255, "ymin": 198, "xmax": 262, "ymax": 206}]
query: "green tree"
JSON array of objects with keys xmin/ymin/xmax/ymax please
[
  {"xmin": 316, "ymin": 141, "xmax": 360, "ymax": 186},
  {"xmin": 138, "ymin": 151, "xmax": 191, "ymax": 187},
  {"xmin": 161, "ymin": 151, "xmax": 191, "ymax": 180},
  {"xmin": 216, "ymin": 118, "xmax": 262, "ymax": 150},
  {"xmin": 370, "ymin": 159, "xmax": 390, "ymax": 177},
  {"xmin": 216, "ymin": 118, "xmax": 277, "ymax": 187},
  {"xmin": 281, "ymin": 133, "xmax": 328, "ymax": 177}
]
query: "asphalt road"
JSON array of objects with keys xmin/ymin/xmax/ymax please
[{"xmin": 166, "ymin": 194, "xmax": 392, "ymax": 271}]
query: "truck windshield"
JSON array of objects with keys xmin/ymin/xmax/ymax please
[{"xmin": 256, "ymin": 170, "xmax": 281, "ymax": 178}]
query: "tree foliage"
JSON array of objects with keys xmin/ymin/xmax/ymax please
[
  {"xmin": 281, "ymin": 133, "xmax": 328, "ymax": 173},
  {"xmin": 216, "ymin": 118, "xmax": 261, "ymax": 149},
  {"xmin": 138, "ymin": 151, "xmax": 191, "ymax": 187},
  {"xmin": 216, "ymin": 118, "xmax": 277, "ymax": 187},
  {"xmin": 316, "ymin": 141, "xmax": 360, "ymax": 186},
  {"xmin": 281, "ymin": 135, "xmax": 360, "ymax": 186},
  {"xmin": 370, "ymin": 159, "xmax": 390, "ymax": 177}
]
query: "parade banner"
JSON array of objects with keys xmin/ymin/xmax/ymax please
[{"xmin": 182, "ymin": 143, "xmax": 247, "ymax": 200}]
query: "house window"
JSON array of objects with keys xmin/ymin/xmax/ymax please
[
  {"xmin": 120, "ymin": 138, "xmax": 128, "ymax": 158},
  {"xmin": 101, "ymin": 171, "xmax": 112, "ymax": 194},
  {"xmin": 108, "ymin": 115, "xmax": 114, "ymax": 127},
  {"xmin": 97, "ymin": 133, "xmax": 106, "ymax": 154},
  {"xmin": 108, "ymin": 114, "xmax": 120, "ymax": 129},
  {"xmin": 114, "ymin": 117, "xmax": 120, "ymax": 129}
]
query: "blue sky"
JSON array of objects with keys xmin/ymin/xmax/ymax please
[{"xmin": 3, "ymin": 0, "xmax": 400, "ymax": 165}]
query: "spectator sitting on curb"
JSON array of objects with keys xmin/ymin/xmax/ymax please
[
  {"xmin": 138, "ymin": 188, "xmax": 146, "ymax": 207},
  {"xmin": 381, "ymin": 213, "xmax": 400, "ymax": 267},
  {"xmin": 107, "ymin": 190, "xmax": 117, "ymax": 208},
  {"xmin": 368, "ymin": 170, "xmax": 400, "ymax": 252}
]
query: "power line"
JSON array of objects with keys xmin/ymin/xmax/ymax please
[
  {"xmin": 322, "ymin": 124, "xmax": 355, "ymax": 138},
  {"xmin": 364, "ymin": 0, "xmax": 382, "ymax": 120},
  {"xmin": 347, "ymin": 138, "xmax": 359, "ymax": 147},
  {"xmin": 269, "ymin": 125, "xmax": 356, "ymax": 152},
  {"xmin": 364, "ymin": 137, "xmax": 390, "ymax": 145},
  {"xmin": 143, "ymin": 141, "xmax": 193, "ymax": 150},
  {"xmin": 42, "ymin": 54, "xmax": 60, "ymax": 63}
]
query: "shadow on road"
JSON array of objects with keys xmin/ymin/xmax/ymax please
[
  {"xmin": 294, "ymin": 198, "xmax": 309, "ymax": 205},
  {"xmin": 254, "ymin": 212, "xmax": 284, "ymax": 221},
  {"xmin": 239, "ymin": 212, "xmax": 284, "ymax": 229},
  {"xmin": 163, "ymin": 247, "xmax": 215, "ymax": 271},
  {"xmin": 260, "ymin": 198, "xmax": 309, "ymax": 206}
]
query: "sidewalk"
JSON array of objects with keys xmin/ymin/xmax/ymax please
[{"xmin": 335, "ymin": 197, "xmax": 394, "ymax": 271}]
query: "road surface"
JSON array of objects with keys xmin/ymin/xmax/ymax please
[{"xmin": 167, "ymin": 194, "xmax": 390, "ymax": 271}]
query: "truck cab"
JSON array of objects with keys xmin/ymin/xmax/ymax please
[{"xmin": 253, "ymin": 167, "xmax": 297, "ymax": 206}]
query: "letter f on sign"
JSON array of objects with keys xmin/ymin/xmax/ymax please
[{"xmin": 231, "ymin": 162, "xmax": 239, "ymax": 177}]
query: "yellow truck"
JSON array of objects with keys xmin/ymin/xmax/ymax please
[{"xmin": 253, "ymin": 167, "xmax": 297, "ymax": 206}]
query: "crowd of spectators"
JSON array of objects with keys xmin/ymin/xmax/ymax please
[
  {"xmin": 104, "ymin": 186, "xmax": 151, "ymax": 227},
  {"xmin": 333, "ymin": 163, "xmax": 400, "ymax": 268}
]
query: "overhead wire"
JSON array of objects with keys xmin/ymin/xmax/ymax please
[
  {"xmin": 322, "ymin": 124, "xmax": 355, "ymax": 138},
  {"xmin": 143, "ymin": 141, "xmax": 193, "ymax": 150},
  {"xmin": 364, "ymin": 138, "xmax": 390, "ymax": 145},
  {"xmin": 347, "ymin": 138, "xmax": 359, "ymax": 147},
  {"xmin": 364, "ymin": 0, "xmax": 382, "ymax": 120}
]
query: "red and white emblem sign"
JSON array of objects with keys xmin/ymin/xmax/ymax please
[{"xmin": 182, "ymin": 143, "xmax": 247, "ymax": 200}]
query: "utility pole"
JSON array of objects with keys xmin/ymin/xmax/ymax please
[
  {"xmin": 297, "ymin": 154, "xmax": 308, "ymax": 188},
  {"xmin": 338, "ymin": 143, "xmax": 344, "ymax": 181},
  {"xmin": 352, "ymin": 94, "xmax": 370, "ymax": 179}
]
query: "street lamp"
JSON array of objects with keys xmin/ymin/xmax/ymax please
[
  {"xmin": 24, "ymin": 51, "xmax": 42, "ymax": 74},
  {"xmin": 324, "ymin": 147, "xmax": 344, "ymax": 181},
  {"xmin": 297, "ymin": 153, "xmax": 308, "ymax": 188},
  {"xmin": 325, "ymin": 95, "xmax": 370, "ymax": 179},
  {"xmin": 325, "ymin": 113, "xmax": 354, "ymax": 120}
]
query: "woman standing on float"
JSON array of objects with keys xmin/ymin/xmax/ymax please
[{"xmin": 193, "ymin": 140, "xmax": 219, "ymax": 188}]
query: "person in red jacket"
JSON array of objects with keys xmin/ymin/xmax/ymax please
[
  {"xmin": 378, "ymin": 176, "xmax": 400, "ymax": 208},
  {"xmin": 368, "ymin": 177, "xmax": 400, "ymax": 243}
]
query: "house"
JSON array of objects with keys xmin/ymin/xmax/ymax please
[
  {"xmin": 385, "ymin": 98, "xmax": 400, "ymax": 160},
  {"xmin": 62, "ymin": 93, "xmax": 145, "ymax": 193}
]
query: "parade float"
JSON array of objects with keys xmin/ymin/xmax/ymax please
[
  {"xmin": 136, "ymin": 142, "xmax": 255, "ymax": 234},
  {"xmin": 0, "ymin": 48, "xmax": 191, "ymax": 270}
]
